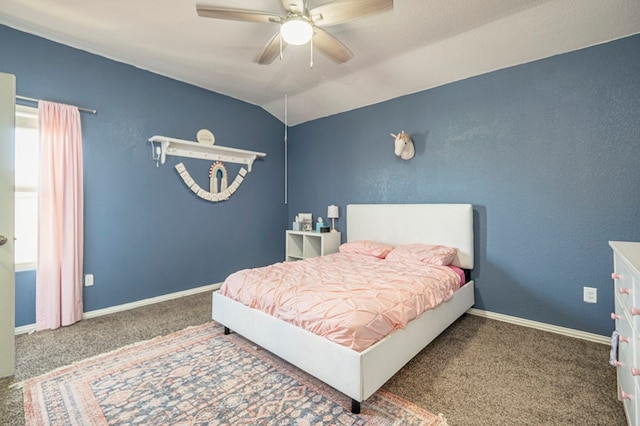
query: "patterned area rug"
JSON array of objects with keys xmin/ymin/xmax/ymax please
[{"xmin": 23, "ymin": 322, "xmax": 446, "ymax": 425}]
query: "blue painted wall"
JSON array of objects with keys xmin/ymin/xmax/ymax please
[
  {"xmin": 5, "ymin": 22, "xmax": 639, "ymax": 337},
  {"xmin": 1, "ymin": 25, "xmax": 287, "ymax": 326},
  {"xmin": 287, "ymin": 34, "xmax": 640, "ymax": 336}
]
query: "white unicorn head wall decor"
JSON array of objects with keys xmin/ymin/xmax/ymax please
[{"xmin": 390, "ymin": 131, "xmax": 415, "ymax": 160}]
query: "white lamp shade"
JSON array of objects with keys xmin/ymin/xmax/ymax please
[
  {"xmin": 281, "ymin": 18, "xmax": 313, "ymax": 45},
  {"xmin": 327, "ymin": 205, "xmax": 339, "ymax": 219}
]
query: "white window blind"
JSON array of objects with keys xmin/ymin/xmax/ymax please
[{"xmin": 14, "ymin": 104, "xmax": 39, "ymax": 269}]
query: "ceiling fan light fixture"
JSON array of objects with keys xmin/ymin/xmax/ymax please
[{"xmin": 280, "ymin": 17, "xmax": 313, "ymax": 45}]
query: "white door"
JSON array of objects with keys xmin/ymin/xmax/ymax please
[{"xmin": 0, "ymin": 72, "xmax": 16, "ymax": 378}]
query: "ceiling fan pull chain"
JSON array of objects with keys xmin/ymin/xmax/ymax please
[
  {"xmin": 279, "ymin": 26, "xmax": 283, "ymax": 60},
  {"xmin": 310, "ymin": 35, "xmax": 314, "ymax": 69}
]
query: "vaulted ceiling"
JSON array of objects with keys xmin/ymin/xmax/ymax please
[{"xmin": 1, "ymin": 0, "xmax": 639, "ymax": 125}]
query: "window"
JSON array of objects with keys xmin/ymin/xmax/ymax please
[{"xmin": 14, "ymin": 104, "xmax": 39, "ymax": 269}]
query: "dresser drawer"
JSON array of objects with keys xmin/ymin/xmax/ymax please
[
  {"xmin": 614, "ymin": 256, "xmax": 640, "ymax": 324},
  {"xmin": 617, "ymin": 312, "xmax": 635, "ymax": 365},
  {"xmin": 615, "ymin": 287, "xmax": 640, "ymax": 394},
  {"xmin": 615, "ymin": 290, "xmax": 635, "ymax": 337},
  {"xmin": 619, "ymin": 348, "xmax": 640, "ymax": 426}
]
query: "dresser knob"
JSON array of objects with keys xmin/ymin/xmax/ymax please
[
  {"xmin": 632, "ymin": 368, "xmax": 640, "ymax": 376},
  {"xmin": 620, "ymin": 287, "xmax": 631, "ymax": 295},
  {"xmin": 612, "ymin": 313, "xmax": 620, "ymax": 320},
  {"xmin": 621, "ymin": 390, "xmax": 633, "ymax": 400},
  {"xmin": 620, "ymin": 335, "xmax": 631, "ymax": 343},
  {"xmin": 632, "ymin": 307, "xmax": 640, "ymax": 316},
  {"xmin": 612, "ymin": 273, "xmax": 621, "ymax": 280}
]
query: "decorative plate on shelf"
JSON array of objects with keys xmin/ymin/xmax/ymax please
[{"xmin": 196, "ymin": 129, "xmax": 215, "ymax": 145}]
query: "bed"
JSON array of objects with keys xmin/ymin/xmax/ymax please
[{"xmin": 212, "ymin": 203, "xmax": 475, "ymax": 413}]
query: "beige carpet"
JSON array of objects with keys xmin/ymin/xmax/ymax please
[
  {"xmin": 1, "ymin": 291, "xmax": 627, "ymax": 425},
  {"xmin": 385, "ymin": 314, "xmax": 625, "ymax": 425}
]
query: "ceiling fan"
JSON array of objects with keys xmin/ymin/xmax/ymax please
[{"xmin": 196, "ymin": 0, "xmax": 393, "ymax": 65}]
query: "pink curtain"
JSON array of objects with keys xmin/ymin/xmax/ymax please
[{"xmin": 36, "ymin": 101, "xmax": 84, "ymax": 331}]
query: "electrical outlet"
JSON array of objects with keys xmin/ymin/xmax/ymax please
[
  {"xmin": 84, "ymin": 274, "xmax": 94, "ymax": 287},
  {"xmin": 583, "ymin": 286, "xmax": 597, "ymax": 303}
]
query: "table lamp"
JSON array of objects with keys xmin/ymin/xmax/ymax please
[{"xmin": 327, "ymin": 205, "xmax": 339, "ymax": 233}]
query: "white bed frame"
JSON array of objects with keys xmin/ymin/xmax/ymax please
[{"xmin": 212, "ymin": 203, "xmax": 475, "ymax": 413}]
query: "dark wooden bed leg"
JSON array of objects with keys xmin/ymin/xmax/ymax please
[
  {"xmin": 223, "ymin": 326, "xmax": 230, "ymax": 335},
  {"xmin": 351, "ymin": 399, "xmax": 361, "ymax": 414}
]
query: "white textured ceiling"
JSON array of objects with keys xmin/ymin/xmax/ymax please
[{"xmin": 1, "ymin": 0, "xmax": 639, "ymax": 125}]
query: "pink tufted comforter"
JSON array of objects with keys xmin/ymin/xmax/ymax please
[{"xmin": 220, "ymin": 253, "xmax": 461, "ymax": 352}]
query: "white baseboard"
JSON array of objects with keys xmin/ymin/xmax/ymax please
[
  {"xmin": 467, "ymin": 308, "xmax": 610, "ymax": 345},
  {"xmin": 16, "ymin": 291, "xmax": 609, "ymax": 346},
  {"xmin": 14, "ymin": 283, "xmax": 222, "ymax": 336}
]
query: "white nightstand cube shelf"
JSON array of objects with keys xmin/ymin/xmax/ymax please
[{"xmin": 286, "ymin": 231, "xmax": 341, "ymax": 261}]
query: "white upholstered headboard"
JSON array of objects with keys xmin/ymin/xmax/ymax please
[{"xmin": 346, "ymin": 204, "xmax": 474, "ymax": 269}]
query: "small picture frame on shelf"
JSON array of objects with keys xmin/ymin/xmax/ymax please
[{"xmin": 298, "ymin": 213, "xmax": 312, "ymax": 232}]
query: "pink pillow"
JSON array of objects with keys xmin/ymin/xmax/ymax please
[
  {"xmin": 339, "ymin": 240, "xmax": 394, "ymax": 259},
  {"xmin": 447, "ymin": 265, "xmax": 466, "ymax": 288},
  {"xmin": 386, "ymin": 244, "xmax": 457, "ymax": 266}
]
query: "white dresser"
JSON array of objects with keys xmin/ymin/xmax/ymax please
[{"xmin": 611, "ymin": 241, "xmax": 640, "ymax": 426}]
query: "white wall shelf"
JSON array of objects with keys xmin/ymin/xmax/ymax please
[{"xmin": 148, "ymin": 135, "xmax": 266, "ymax": 172}]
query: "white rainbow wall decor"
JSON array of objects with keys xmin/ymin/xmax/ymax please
[{"xmin": 175, "ymin": 162, "xmax": 247, "ymax": 202}]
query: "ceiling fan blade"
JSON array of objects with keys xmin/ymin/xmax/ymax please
[
  {"xmin": 196, "ymin": 4, "xmax": 281, "ymax": 24},
  {"xmin": 312, "ymin": 27, "xmax": 354, "ymax": 63},
  {"xmin": 257, "ymin": 32, "xmax": 288, "ymax": 64},
  {"xmin": 280, "ymin": 0, "xmax": 305, "ymax": 14},
  {"xmin": 310, "ymin": 0, "xmax": 393, "ymax": 26}
]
